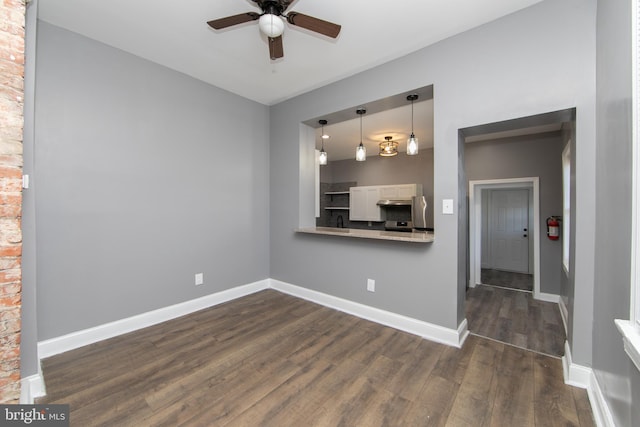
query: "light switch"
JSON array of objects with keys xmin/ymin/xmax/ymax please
[{"xmin": 442, "ymin": 199, "xmax": 454, "ymax": 215}]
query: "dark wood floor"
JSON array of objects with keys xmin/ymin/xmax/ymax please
[
  {"xmin": 481, "ymin": 268, "xmax": 533, "ymax": 291},
  {"xmin": 38, "ymin": 290, "xmax": 592, "ymax": 426},
  {"xmin": 466, "ymin": 284, "xmax": 566, "ymax": 357}
]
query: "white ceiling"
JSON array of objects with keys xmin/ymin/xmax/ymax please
[{"xmin": 38, "ymin": 0, "xmax": 543, "ymax": 106}]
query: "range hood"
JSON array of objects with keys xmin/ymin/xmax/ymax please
[{"xmin": 376, "ymin": 199, "xmax": 413, "ymax": 206}]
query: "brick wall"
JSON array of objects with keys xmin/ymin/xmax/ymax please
[{"xmin": 0, "ymin": 0, "xmax": 25, "ymax": 403}]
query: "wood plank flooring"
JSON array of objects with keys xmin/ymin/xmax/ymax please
[
  {"xmin": 38, "ymin": 290, "xmax": 592, "ymax": 426},
  {"xmin": 465, "ymin": 284, "xmax": 566, "ymax": 357}
]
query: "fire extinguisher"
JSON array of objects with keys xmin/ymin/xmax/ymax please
[{"xmin": 546, "ymin": 216, "xmax": 561, "ymax": 240}]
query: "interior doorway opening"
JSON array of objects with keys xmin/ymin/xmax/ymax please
[{"xmin": 469, "ymin": 178, "xmax": 541, "ymax": 297}]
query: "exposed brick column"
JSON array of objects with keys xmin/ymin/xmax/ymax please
[{"xmin": 0, "ymin": 0, "xmax": 25, "ymax": 404}]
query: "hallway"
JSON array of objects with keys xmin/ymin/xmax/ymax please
[{"xmin": 466, "ymin": 280, "xmax": 565, "ymax": 357}]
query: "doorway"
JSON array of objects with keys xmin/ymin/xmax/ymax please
[{"xmin": 469, "ymin": 178, "xmax": 540, "ymax": 297}]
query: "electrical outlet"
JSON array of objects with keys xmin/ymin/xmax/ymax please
[
  {"xmin": 367, "ymin": 278, "xmax": 375, "ymax": 292},
  {"xmin": 195, "ymin": 273, "xmax": 204, "ymax": 286}
]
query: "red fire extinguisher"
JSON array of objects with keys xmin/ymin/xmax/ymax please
[{"xmin": 546, "ymin": 216, "xmax": 560, "ymax": 240}]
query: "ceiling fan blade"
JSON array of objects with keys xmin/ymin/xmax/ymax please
[
  {"xmin": 207, "ymin": 12, "xmax": 260, "ymax": 30},
  {"xmin": 286, "ymin": 12, "xmax": 341, "ymax": 38},
  {"xmin": 268, "ymin": 36, "xmax": 284, "ymax": 60}
]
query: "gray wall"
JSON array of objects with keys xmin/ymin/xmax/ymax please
[
  {"xmin": 20, "ymin": 0, "xmax": 39, "ymax": 378},
  {"xmin": 593, "ymin": 0, "xmax": 640, "ymax": 425},
  {"xmin": 270, "ymin": 0, "xmax": 596, "ymax": 334},
  {"xmin": 33, "ymin": 22, "xmax": 270, "ymax": 340},
  {"xmin": 465, "ymin": 133, "xmax": 564, "ymax": 295}
]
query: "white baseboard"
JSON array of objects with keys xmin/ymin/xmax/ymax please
[
  {"xmin": 38, "ymin": 279, "xmax": 270, "ymax": 359},
  {"xmin": 587, "ymin": 371, "xmax": 617, "ymax": 427},
  {"xmin": 534, "ymin": 291, "xmax": 561, "ymax": 303},
  {"xmin": 562, "ymin": 340, "xmax": 592, "ymax": 388},
  {"xmin": 270, "ymin": 279, "xmax": 468, "ymax": 348},
  {"xmin": 20, "ymin": 366, "xmax": 45, "ymax": 404},
  {"xmin": 562, "ymin": 340, "xmax": 615, "ymax": 427}
]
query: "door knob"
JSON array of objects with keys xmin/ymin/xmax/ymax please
[
  {"xmin": 523, "ymin": 228, "xmax": 528, "ymax": 232},
  {"xmin": 523, "ymin": 234, "xmax": 528, "ymax": 237}
]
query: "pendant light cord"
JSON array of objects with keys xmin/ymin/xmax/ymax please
[{"xmin": 411, "ymin": 98, "xmax": 414, "ymax": 134}]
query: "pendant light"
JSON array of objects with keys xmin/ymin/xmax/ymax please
[
  {"xmin": 379, "ymin": 136, "xmax": 398, "ymax": 157},
  {"xmin": 355, "ymin": 108, "xmax": 367, "ymax": 161},
  {"xmin": 318, "ymin": 119, "xmax": 328, "ymax": 165},
  {"xmin": 406, "ymin": 94, "xmax": 419, "ymax": 155}
]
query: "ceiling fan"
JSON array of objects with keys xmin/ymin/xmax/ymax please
[{"xmin": 207, "ymin": 0, "xmax": 341, "ymax": 60}]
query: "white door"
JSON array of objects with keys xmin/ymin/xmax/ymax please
[{"xmin": 489, "ymin": 189, "xmax": 529, "ymax": 273}]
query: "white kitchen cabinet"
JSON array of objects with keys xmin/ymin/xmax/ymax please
[
  {"xmin": 349, "ymin": 184, "xmax": 423, "ymax": 222},
  {"xmin": 349, "ymin": 186, "xmax": 384, "ymax": 221},
  {"xmin": 379, "ymin": 184, "xmax": 423, "ymax": 199}
]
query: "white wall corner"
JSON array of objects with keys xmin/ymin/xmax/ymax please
[
  {"xmin": 559, "ymin": 298, "xmax": 569, "ymax": 336},
  {"xmin": 562, "ymin": 341, "xmax": 615, "ymax": 427},
  {"xmin": 20, "ymin": 366, "xmax": 46, "ymax": 404},
  {"xmin": 562, "ymin": 341, "xmax": 591, "ymax": 388},
  {"xmin": 38, "ymin": 279, "xmax": 270, "ymax": 359},
  {"xmin": 268, "ymin": 279, "xmax": 467, "ymax": 348}
]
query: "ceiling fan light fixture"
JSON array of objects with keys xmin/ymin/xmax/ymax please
[
  {"xmin": 406, "ymin": 94, "xmax": 419, "ymax": 156},
  {"xmin": 355, "ymin": 108, "xmax": 367, "ymax": 162},
  {"xmin": 379, "ymin": 136, "xmax": 399, "ymax": 157},
  {"xmin": 259, "ymin": 14, "xmax": 284, "ymax": 38}
]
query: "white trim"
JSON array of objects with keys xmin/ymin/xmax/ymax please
[
  {"xmin": 38, "ymin": 277, "xmax": 469, "ymax": 362},
  {"xmin": 38, "ymin": 280, "xmax": 269, "ymax": 359},
  {"xmin": 270, "ymin": 279, "xmax": 469, "ymax": 348},
  {"xmin": 562, "ymin": 340, "xmax": 592, "ymax": 388},
  {"xmin": 559, "ymin": 297, "xmax": 569, "ymax": 336},
  {"xmin": 621, "ymin": 0, "xmax": 640, "ymax": 374},
  {"xmin": 562, "ymin": 143, "xmax": 571, "ymax": 272},
  {"xmin": 469, "ymin": 178, "xmax": 541, "ymax": 299},
  {"xmin": 19, "ymin": 369, "xmax": 45, "ymax": 404},
  {"xmin": 561, "ymin": 341, "xmax": 615, "ymax": 427},
  {"xmin": 589, "ymin": 372, "xmax": 617, "ymax": 427},
  {"xmin": 535, "ymin": 292, "xmax": 561, "ymax": 304},
  {"xmin": 615, "ymin": 319, "xmax": 640, "ymax": 372}
]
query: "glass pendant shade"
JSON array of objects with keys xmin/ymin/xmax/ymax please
[
  {"xmin": 258, "ymin": 14, "xmax": 284, "ymax": 38},
  {"xmin": 319, "ymin": 148, "xmax": 328, "ymax": 165},
  {"xmin": 356, "ymin": 143, "xmax": 366, "ymax": 161},
  {"xmin": 407, "ymin": 133, "xmax": 419, "ymax": 155},
  {"xmin": 406, "ymin": 94, "xmax": 419, "ymax": 156},
  {"xmin": 318, "ymin": 119, "xmax": 328, "ymax": 165},
  {"xmin": 355, "ymin": 108, "xmax": 367, "ymax": 161}
]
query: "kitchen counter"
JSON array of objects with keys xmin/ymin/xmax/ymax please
[{"xmin": 295, "ymin": 227, "xmax": 434, "ymax": 243}]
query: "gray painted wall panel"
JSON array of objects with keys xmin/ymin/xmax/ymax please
[
  {"xmin": 34, "ymin": 22, "xmax": 270, "ymax": 340},
  {"xmin": 594, "ymin": 0, "xmax": 639, "ymax": 425},
  {"xmin": 270, "ymin": 0, "xmax": 596, "ymax": 334},
  {"xmin": 20, "ymin": 0, "xmax": 39, "ymax": 378}
]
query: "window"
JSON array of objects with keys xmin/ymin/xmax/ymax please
[
  {"xmin": 615, "ymin": 0, "xmax": 640, "ymax": 373},
  {"xmin": 562, "ymin": 143, "xmax": 570, "ymax": 272}
]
